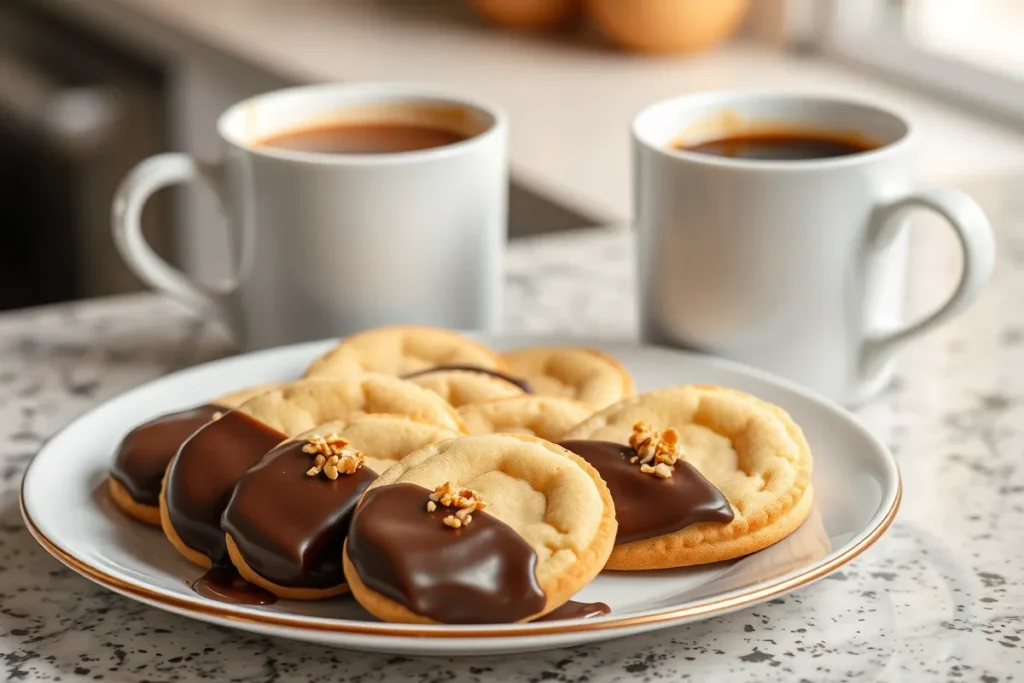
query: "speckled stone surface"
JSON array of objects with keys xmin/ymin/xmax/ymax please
[{"xmin": 2, "ymin": 210, "xmax": 1023, "ymax": 680}]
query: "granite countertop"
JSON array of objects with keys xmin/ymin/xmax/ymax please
[{"xmin": 2, "ymin": 206, "xmax": 1024, "ymax": 681}]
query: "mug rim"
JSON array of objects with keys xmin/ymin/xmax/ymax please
[
  {"xmin": 217, "ymin": 82, "xmax": 508, "ymax": 165},
  {"xmin": 631, "ymin": 91, "xmax": 914, "ymax": 171}
]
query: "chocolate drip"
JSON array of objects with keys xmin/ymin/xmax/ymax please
[
  {"xmin": 191, "ymin": 566, "xmax": 276, "ymax": 605},
  {"xmin": 402, "ymin": 365, "xmax": 533, "ymax": 394},
  {"xmin": 164, "ymin": 411, "xmax": 285, "ymax": 564},
  {"xmin": 559, "ymin": 440, "xmax": 734, "ymax": 545},
  {"xmin": 346, "ymin": 482, "xmax": 546, "ymax": 623},
  {"xmin": 535, "ymin": 600, "xmax": 611, "ymax": 621},
  {"xmin": 109, "ymin": 405, "xmax": 223, "ymax": 506},
  {"xmin": 222, "ymin": 440, "xmax": 377, "ymax": 588}
]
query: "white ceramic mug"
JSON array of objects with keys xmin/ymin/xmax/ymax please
[
  {"xmin": 633, "ymin": 92, "xmax": 994, "ymax": 404},
  {"xmin": 113, "ymin": 83, "xmax": 508, "ymax": 350}
]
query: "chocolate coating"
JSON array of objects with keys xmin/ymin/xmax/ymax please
[
  {"xmin": 222, "ymin": 440, "xmax": 377, "ymax": 588},
  {"xmin": 346, "ymin": 482, "xmax": 546, "ymax": 623},
  {"xmin": 110, "ymin": 405, "xmax": 223, "ymax": 506},
  {"xmin": 164, "ymin": 410, "xmax": 285, "ymax": 564},
  {"xmin": 402, "ymin": 364, "xmax": 533, "ymax": 394},
  {"xmin": 535, "ymin": 600, "xmax": 610, "ymax": 621},
  {"xmin": 559, "ymin": 440, "xmax": 734, "ymax": 545}
]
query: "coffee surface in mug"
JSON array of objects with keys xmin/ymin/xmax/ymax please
[
  {"xmin": 258, "ymin": 122, "xmax": 468, "ymax": 154},
  {"xmin": 678, "ymin": 130, "xmax": 877, "ymax": 161}
]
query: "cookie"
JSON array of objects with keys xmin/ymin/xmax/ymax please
[
  {"xmin": 214, "ymin": 382, "xmax": 288, "ymax": 406},
  {"xmin": 236, "ymin": 376, "xmax": 465, "ymax": 436},
  {"xmin": 319, "ymin": 414, "xmax": 463, "ymax": 475},
  {"xmin": 405, "ymin": 368, "xmax": 526, "ymax": 407},
  {"xmin": 303, "ymin": 326, "xmax": 506, "ymax": 378},
  {"xmin": 223, "ymin": 415, "xmax": 460, "ymax": 600},
  {"xmin": 160, "ymin": 375, "xmax": 465, "ymax": 568},
  {"xmin": 108, "ymin": 383, "xmax": 282, "ymax": 526},
  {"xmin": 343, "ymin": 433, "xmax": 617, "ymax": 624},
  {"xmin": 501, "ymin": 346, "xmax": 634, "ymax": 409},
  {"xmin": 562, "ymin": 385, "xmax": 813, "ymax": 570},
  {"xmin": 458, "ymin": 395, "xmax": 593, "ymax": 441}
]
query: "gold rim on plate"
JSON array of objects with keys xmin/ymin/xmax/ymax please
[{"xmin": 20, "ymin": 474, "xmax": 900, "ymax": 639}]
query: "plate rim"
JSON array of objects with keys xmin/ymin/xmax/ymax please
[{"xmin": 20, "ymin": 335, "xmax": 902, "ymax": 640}]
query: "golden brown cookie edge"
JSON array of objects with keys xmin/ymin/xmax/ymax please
[
  {"xmin": 605, "ymin": 484, "xmax": 815, "ymax": 570},
  {"xmin": 225, "ymin": 534, "xmax": 349, "ymax": 600},
  {"xmin": 107, "ymin": 477, "xmax": 161, "ymax": 526},
  {"xmin": 158, "ymin": 480, "xmax": 212, "ymax": 569}
]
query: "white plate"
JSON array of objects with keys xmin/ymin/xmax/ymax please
[{"xmin": 21, "ymin": 335, "xmax": 900, "ymax": 656}]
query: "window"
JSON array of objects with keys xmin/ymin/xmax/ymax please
[
  {"xmin": 902, "ymin": 0, "xmax": 1024, "ymax": 78},
  {"xmin": 808, "ymin": 0, "xmax": 1024, "ymax": 125}
]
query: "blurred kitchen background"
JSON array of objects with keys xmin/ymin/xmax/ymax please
[{"xmin": 2, "ymin": 0, "xmax": 1023, "ymax": 311}]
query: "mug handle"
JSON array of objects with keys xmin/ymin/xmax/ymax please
[
  {"xmin": 860, "ymin": 187, "xmax": 995, "ymax": 379},
  {"xmin": 112, "ymin": 153, "xmax": 239, "ymax": 336}
]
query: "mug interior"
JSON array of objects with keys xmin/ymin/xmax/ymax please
[
  {"xmin": 633, "ymin": 93, "xmax": 910, "ymax": 164},
  {"xmin": 219, "ymin": 83, "xmax": 499, "ymax": 159}
]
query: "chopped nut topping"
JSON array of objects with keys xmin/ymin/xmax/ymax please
[
  {"xmin": 302, "ymin": 433, "xmax": 364, "ymax": 479},
  {"xmin": 640, "ymin": 462, "xmax": 674, "ymax": 479},
  {"xmin": 428, "ymin": 482, "xmax": 486, "ymax": 511},
  {"xmin": 630, "ymin": 421, "xmax": 683, "ymax": 478},
  {"xmin": 429, "ymin": 481, "xmax": 485, "ymax": 528}
]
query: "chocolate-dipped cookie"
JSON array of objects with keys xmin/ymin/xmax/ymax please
[
  {"xmin": 107, "ymin": 383, "xmax": 282, "ymax": 526},
  {"xmin": 562, "ymin": 385, "xmax": 814, "ymax": 570},
  {"xmin": 501, "ymin": 346, "xmax": 634, "ymax": 409},
  {"xmin": 160, "ymin": 375, "xmax": 465, "ymax": 568},
  {"xmin": 403, "ymin": 367, "xmax": 528, "ymax": 407},
  {"xmin": 343, "ymin": 433, "xmax": 617, "ymax": 624},
  {"xmin": 222, "ymin": 416, "xmax": 460, "ymax": 599},
  {"xmin": 303, "ymin": 325, "xmax": 506, "ymax": 378}
]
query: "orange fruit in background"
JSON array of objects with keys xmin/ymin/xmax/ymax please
[
  {"xmin": 586, "ymin": 0, "xmax": 751, "ymax": 53},
  {"xmin": 468, "ymin": 0, "xmax": 583, "ymax": 30}
]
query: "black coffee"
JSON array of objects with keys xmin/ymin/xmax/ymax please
[
  {"xmin": 259, "ymin": 122, "xmax": 467, "ymax": 154},
  {"xmin": 679, "ymin": 131, "xmax": 878, "ymax": 161}
]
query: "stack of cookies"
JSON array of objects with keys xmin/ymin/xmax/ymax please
[{"xmin": 107, "ymin": 325, "xmax": 814, "ymax": 624}]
